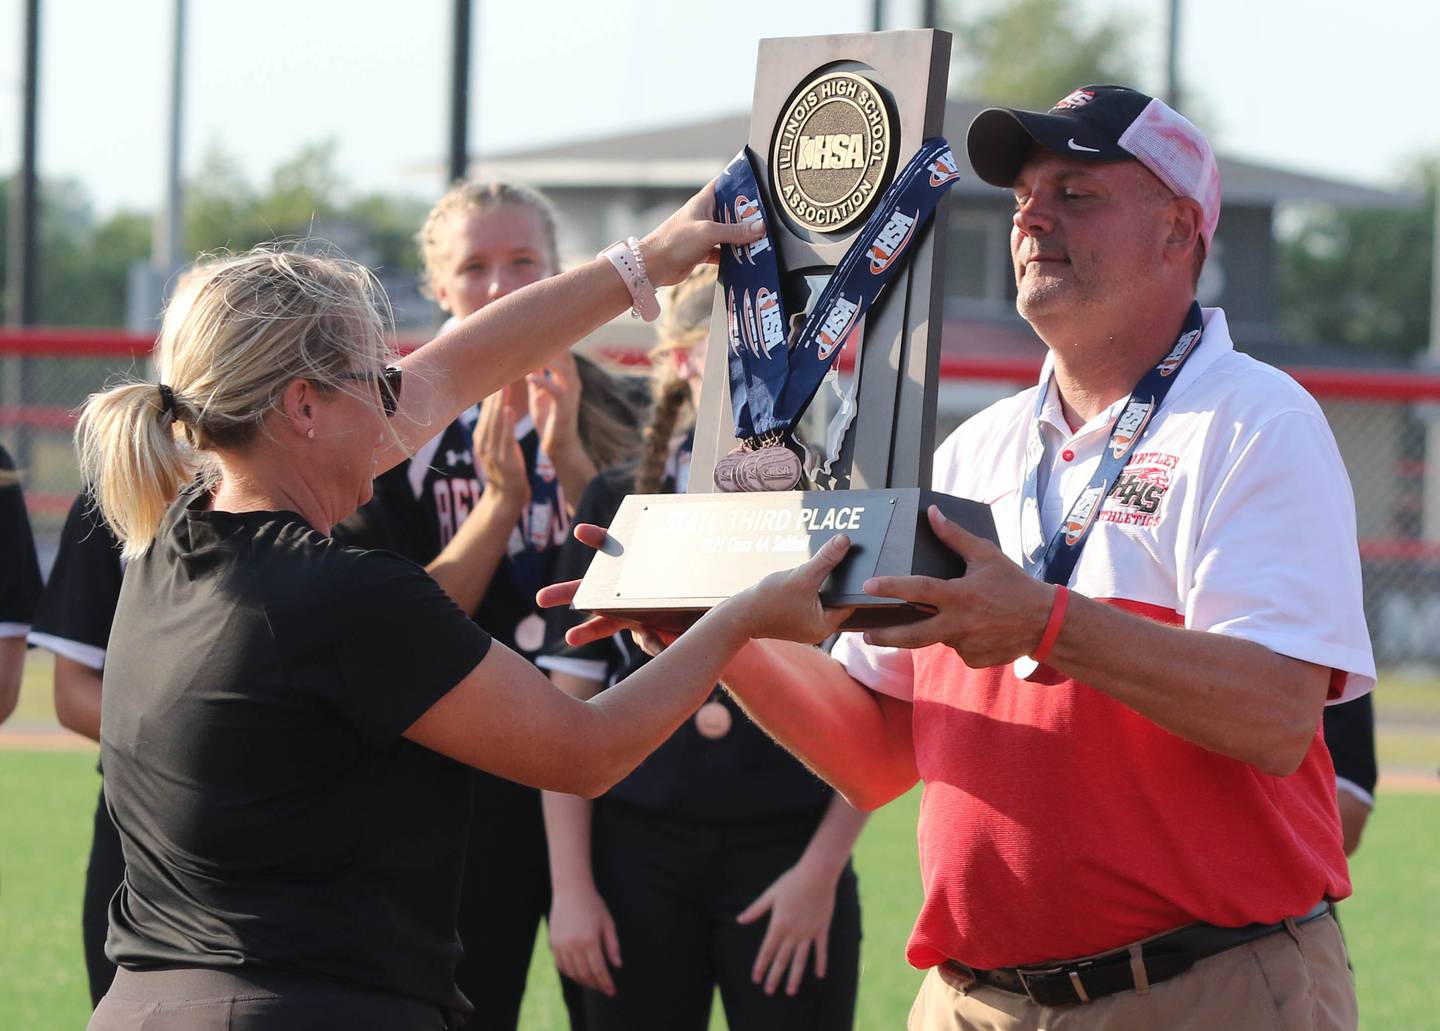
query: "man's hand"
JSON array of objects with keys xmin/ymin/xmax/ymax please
[
  {"xmin": 737, "ymin": 858, "xmax": 841, "ymax": 997},
  {"xmin": 862, "ymin": 506, "xmax": 1053, "ymax": 666}
]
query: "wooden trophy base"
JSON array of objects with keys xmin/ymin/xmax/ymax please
[{"xmin": 572, "ymin": 488, "xmax": 996, "ymax": 631}]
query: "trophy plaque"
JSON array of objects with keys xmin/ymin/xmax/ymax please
[{"xmin": 573, "ymin": 28, "xmax": 998, "ymax": 629}]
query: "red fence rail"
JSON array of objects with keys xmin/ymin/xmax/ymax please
[{"xmin": 4, "ymin": 328, "xmax": 1439, "ymax": 399}]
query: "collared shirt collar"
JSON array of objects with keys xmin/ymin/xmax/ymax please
[{"xmin": 1030, "ymin": 306, "xmax": 1231, "ymax": 439}]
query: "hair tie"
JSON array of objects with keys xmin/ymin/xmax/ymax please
[{"xmin": 156, "ymin": 383, "xmax": 177, "ymax": 419}]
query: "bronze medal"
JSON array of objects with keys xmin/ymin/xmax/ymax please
[
  {"xmin": 694, "ymin": 700, "xmax": 733, "ymax": 739},
  {"xmin": 751, "ymin": 445, "xmax": 803, "ymax": 491},
  {"xmin": 713, "ymin": 447, "xmax": 747, "ymax": 493},
  {"xmin": 735, "ymin": 450, "xmax": 768, "ymax": 492}
]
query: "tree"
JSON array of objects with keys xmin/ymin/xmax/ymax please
[
  {"xmin": 1278, "ymin": 156, "xmax": 1436, "ymax": 358},
  {"xmin": 184, "ymin": 145, "xmax": 266, "ymax": 255},
  {"xmin": 944, "ymin": 0, "xmax": 1141, "ymax": 108},
  {"xmin": 3, "ymin": 140, "xmax": 434, "ymax": 330},
  {"xmin": 0, "ymin": 176, "xmax": 150, "ymax": 326}
]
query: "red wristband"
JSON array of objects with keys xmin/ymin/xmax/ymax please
[{"xmin": 1031, "ymin": 585, "xmax": 1070, "ymax": 664}]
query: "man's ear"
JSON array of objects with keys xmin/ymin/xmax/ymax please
[
  {"xmin": 277, "ymin": 378, "xmax": 318, "ymax": 440},
  {"xmin": 1165, "ymin": 197, "xmax": 1204, "ymax": 263}
]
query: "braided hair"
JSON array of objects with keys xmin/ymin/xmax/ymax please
[{"xmin": 635, "ymin": 266, "xmax": 715, "ymax": 494}]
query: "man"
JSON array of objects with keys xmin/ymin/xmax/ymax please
[{"xmin": 548, "ymin": 85, "xmax": 1374, "ymax": 1029}]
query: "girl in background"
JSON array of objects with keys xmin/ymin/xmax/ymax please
[
  {"xmin": 0, "ymin": 445, "xmax": 43, "ymax": 725},
  {"xmin": 28, "ymin": 490, "xmax": 126, "ymax": 1006},
  {"xmin": 540, "ymin": 267, "xmax": 868, "ymax": 1031},
  {"xmin": 337, "ymin": 181, "xmax": 638, "ymax": 1030}
]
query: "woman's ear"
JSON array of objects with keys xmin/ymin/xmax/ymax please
[{"xmin": 278, "ymin": 378, "xmax": 318, "ymax": 441}]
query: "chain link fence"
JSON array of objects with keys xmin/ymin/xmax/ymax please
[{"xmin": 3, "ymin": 332, "xmax": 1437, "ymax": 674}]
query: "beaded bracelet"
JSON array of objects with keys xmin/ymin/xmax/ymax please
[{"xmin": 599, "ymin": 236, "xmax": 660, "ymax": 322}]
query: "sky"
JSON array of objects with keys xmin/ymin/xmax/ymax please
[{"xmin": 1, "ymin": 0, "xmax": 1436, "ymax": 219}]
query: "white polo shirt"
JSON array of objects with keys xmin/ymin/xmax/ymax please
[{"xmin": 834, "ymin": 306, "xmax": 1376, "ymax": 702}]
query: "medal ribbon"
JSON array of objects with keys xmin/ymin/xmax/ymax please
[
  {"xmin": 715, "ymin": 138, "xmax": 961, "ymax": 442},
  {"xmin": 1023, "ymin": 302, "xmax": 1205, "ymax": 587}
]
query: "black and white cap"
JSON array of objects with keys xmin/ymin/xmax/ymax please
[{"xmin": 967, "ymin": 84, "xmax": 1221, "ymax": 248}]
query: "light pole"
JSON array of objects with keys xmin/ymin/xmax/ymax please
[{"xmin": 448, "ymin": 0, "xmax": 473, "ymax": 184}]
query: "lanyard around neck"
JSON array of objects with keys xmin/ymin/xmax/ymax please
[{"xmin": 1019, "ymin": 302, "xmax": 1205, "ymax": 587}]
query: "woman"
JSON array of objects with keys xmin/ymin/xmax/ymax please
[
  {"xmin": 27, "ymin": 489, "xmax": 127, "ymax": 1007},
  {"xmin": 80, "ymin": 194, "xmax": 852, "ymax": 1030},
  {"xmin": 540, "ymin": 267, "xmax": 867, "ymax": 1030},
  {"xmin": 0, "ymin": 445, "xmax": 43, "ymax": 724},
  {"xmin": 335, "ymin": 180, "xmax": 640, "ymax": 1029}
]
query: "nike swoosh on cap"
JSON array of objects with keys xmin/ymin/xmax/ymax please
[{"xmin": 1067, "ymin": 138, "xmax": 1101, "ymax": 152}]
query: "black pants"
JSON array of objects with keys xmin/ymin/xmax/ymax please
[
  {"xmin": 583, "ymin": 801, "xmax": 861, "ymax": 1031},
  {"xmin": 90, "ymin": 967, "xmax": 446, "ymax": 1030},
  {"xmin": 84, "ymin": 783, "xmax": 125, "ymax": 1007},
  {"xmin": 454, "ymin": 772, "xmax": 587, "ymax": 1031}
]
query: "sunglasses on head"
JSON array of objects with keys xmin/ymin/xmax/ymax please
[{"xmin": 338, "ymin": 365, "xmax": 403, "ymax": 418}]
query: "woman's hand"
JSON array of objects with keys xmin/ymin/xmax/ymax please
[
  {"xmin": 726, "ymin": 534, "xmax": 854, "ymax": 644},
  {"xmin": 549, "ymin": 885, "xmax": 622, "ymax": 997},
  {"xmin": 537, "ymin": 526, "xmax": 854, "ymax": 649},
  {"xmin": 639, "ymin": 179, "xmax": 765, "ymax": 287},
  {"xmin": 737, "ymin": 857, "xmax": 842, "ymax": 997},
  {"xmin": 526, "ymin": 353, "xmax": 583, "ymax": 464},
  {"xmin": 474, "ymin": 392, "xmax": 529, "ymax": 514}
]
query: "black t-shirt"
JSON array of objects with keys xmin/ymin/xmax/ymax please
[
  {"xmin": 0, "ymin": 445, "xmax": 43, "ymax": 635},
  {"xmin": 101, "ymin": 488, "xmax": 492, "ymax": 1016},
  {"xmin": 541, "ymin": 470, "xmax": 832, "ymax": 824},
  {"xmin": 335, "ymin": 409, "xmax": 566, "ymax": 661},
  {"xmin": 30, "ymin": 491, "xmax": 125, "ymax": 669},
  {"xmin": 1323, "ymin": 693, "xmax": 1377, "ymax": 799}
]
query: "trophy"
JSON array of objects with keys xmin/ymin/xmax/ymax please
[{"xmin": 573, "ymin": 28, "xmax": 998, "ymax": 629}]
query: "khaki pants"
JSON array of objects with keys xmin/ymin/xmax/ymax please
[{"xmin": 908, "ymin": 912, "xmax": 1357, "ymax": 1031}]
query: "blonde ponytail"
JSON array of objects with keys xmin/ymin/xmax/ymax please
[
  {"xmin": 75, "ymin": 247, "xmax": 396, "ymax": 559},
  {"xmin": 76, "ymin": 382, "xmax": 202, "ymax": 560}
]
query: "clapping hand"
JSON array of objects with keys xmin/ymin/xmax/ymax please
[
  {"xmin": 526, "ymin": 353, "xmax": 582, "ymax": 468},
  {"xmin": 474, "ymin": 392, "xmax": 529, "ymax": 512}
]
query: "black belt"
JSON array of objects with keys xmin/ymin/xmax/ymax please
[{"xmin": 942, "ymin": 901, "xmax": 1332, "ymax": 1008}]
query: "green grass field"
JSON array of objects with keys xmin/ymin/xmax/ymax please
[{"xmin": 3, "ymin": 657, "xmax": 1438, "ymax": 1029}]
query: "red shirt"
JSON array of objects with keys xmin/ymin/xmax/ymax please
[{"xmin": 904, "ymin": 600, "xmax": 1349, "ymax": 971}]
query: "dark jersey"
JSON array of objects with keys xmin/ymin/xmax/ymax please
[
  {"xmin": 1324, "ymin": 694, "xmax": 1378, "ymax": 802},
  {"xmin": 541, "ymin": 465, "xmax": 832, "ymax": 824},
  {"xmin": 29, "ymin": 492, "xmax": 125, "ymax": 669},
  {"xmin": 336, "ymin": 408, "xmax": 567, "ymax": 660},
  {"xmin": 0, "ymin": 444, "xmax": 43, "ymax": 637},
  {"xmin": 102, "ymin": 487, "xmax": 492, "ymax": 1017}
]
